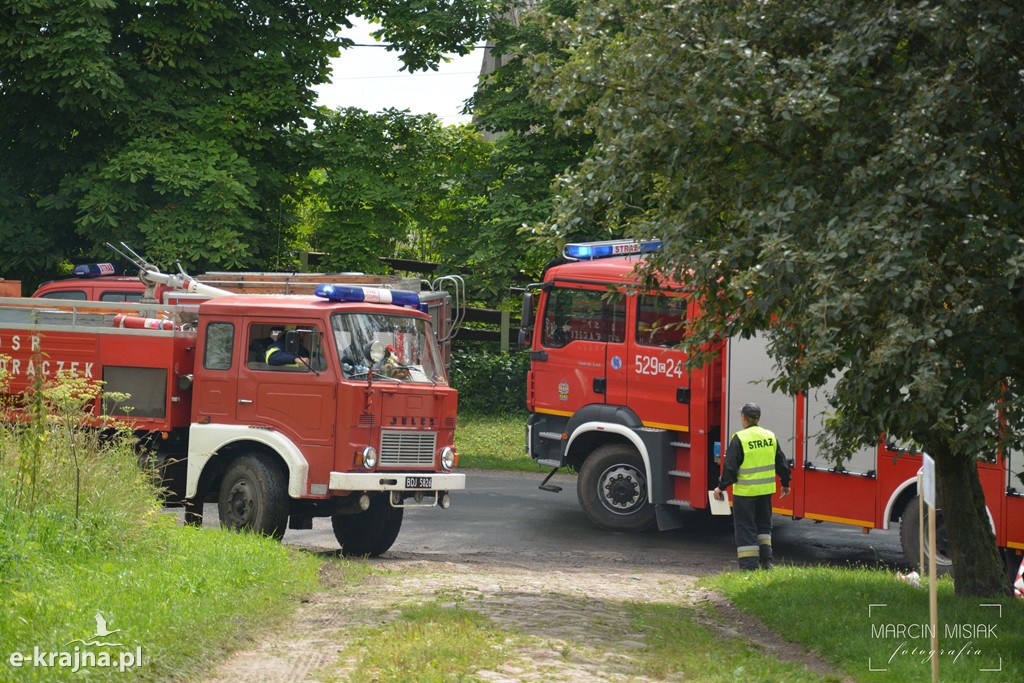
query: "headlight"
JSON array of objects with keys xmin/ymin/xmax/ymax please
[
  {"xmin": 439, "ymin": 446, "xmax": 456, "ymax": 470},
  {"xmin": 360, "ymin": 446, "xmax": 378, "ymax": 469}
]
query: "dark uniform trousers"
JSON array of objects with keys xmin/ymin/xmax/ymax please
[{"xmin": 733, "ymin": 494, "xmax": 774, "ymax": 570}]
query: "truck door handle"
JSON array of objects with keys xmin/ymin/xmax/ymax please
[
  {"xmin": 593, "ymin": 378, "xmax": 606, "ymax": 394},
  {"xmin": 238, "ymin": 399, "xmax": 253, "ymax": 404}
]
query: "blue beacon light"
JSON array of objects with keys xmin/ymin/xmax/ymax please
[
  {"xmin": 315, "ymin": 283, "xmax": 422, "ymax": 309},
  {"xmin": 563, "ymin": 239, "xmax": 662, "ymax": 261},
  {"xmin": 71, "ymin": 263, "xmax": 118, "ymax": 278}
]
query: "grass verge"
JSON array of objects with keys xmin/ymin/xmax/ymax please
[
  {"xmin": 0, "ymin": 375, "xmax": 320, "ymax": 681},
  {"xmin": 629, "ymin": 602, "xmax": 826, "ymax": 682},
  {"xmin": 455, "ymin": 411, "xmax": 548, "ymax": 472},
  {"xmin": 703, "ymin": 566, "xmax": 1024, "ymax": 682}
]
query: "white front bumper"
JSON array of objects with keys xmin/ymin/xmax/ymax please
[{"xmin": 329, "ymin": 471, "xmax": 466, "ymax": 492}]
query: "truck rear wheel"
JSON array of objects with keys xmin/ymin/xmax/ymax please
[
  {"xmin": 899, "ymin": 495, "xmax": 952, "ymax": 569},
  {"xmin": 577, "ymin": 444, "xmax": 656, "ymax": 532},
  {"xmin": 217, "ymin": 455, "xmax": 289, "ymax": 540},
  {"xmin": 332, "ymin": 493, "xmax": 404, "ymax": 557}
]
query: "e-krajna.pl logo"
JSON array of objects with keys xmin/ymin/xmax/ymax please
[{"xmin": 7, "ymin": 612, "xmax": 143, "ymax": 674}]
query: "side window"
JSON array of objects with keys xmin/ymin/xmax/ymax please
[
  {"xmin": 541, "ymin": 287, "xmax": 626, "ymax": 348},
  {"xmin": 636, "ymin": 294, "xmax": 687, "ymax": 347},
  {"xmin": 39, "ymin": 290, "xmax": 87, "ymax": 300},
  {"xmin": 100, "ymin": 291, "xmax": 143, "ymax": 302},
  {"xmin": 247, "ymin": 323, "xmax": 324, "ymax": 371},
  {"xmin": 203, "ymin": 322, "xmax": 234, "ymax": 370}
]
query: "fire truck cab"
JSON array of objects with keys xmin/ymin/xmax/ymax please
[
  {"xmin": 521, "ymin": 239, "xmax": 712, "ymax": 532},
  {"xmin": 32, "ymin": 263, "xmax": 145, "ymax": 302}
]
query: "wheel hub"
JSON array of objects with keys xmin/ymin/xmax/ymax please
[
  {"xmin": 228, "ymin": 480, "xmax": 253, "ymax": 523},
  {"xmin": 600, "ymin": 465, "xmax": 644, "ymax": 513}
]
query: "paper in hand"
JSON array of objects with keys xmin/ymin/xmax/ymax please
[{"xmin": 708, "ymin": 490, "xmax": 731, "ymax": 516}]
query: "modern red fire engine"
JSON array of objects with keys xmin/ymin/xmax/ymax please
[
  {"xmin": 520, "ymin": 239, "xmax": 1024, "ymax": 570},
  {"xmin": 1, "ymin": 261, "xmax": 463, "ymax": 557}
]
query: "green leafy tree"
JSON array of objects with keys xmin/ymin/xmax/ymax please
[
  {"xmin": 0, "ymin": 0, "xmax": 493, "ymax": 287},
  {"xmin": 304, "ymin": 108, "xmax": 492, "ymax": 274},
  {"xmin": 540, "ymin": 0, "xmax": 1022, "ymax": 596},
  {"xmin": 464, "ymin": 0, "xmax": 598, "ymax": 302}
]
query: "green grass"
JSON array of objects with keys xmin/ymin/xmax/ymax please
[
  {"xmin": 332, "ymin": 601, "xmax": 517, "ymax": 682},
  {"xmin": 703, "ymin": 566, "xmax": 1024, "ymax": 682},
  {"xmin": 629, "ymin": 602, "xmax": 828, "ymax": 682},
  {"xmin": 455, "ymin": 411, "xmax": 549, "ymax": 472},
  {"xmin": 0, "ymin": 375, "xmax": 321, "ymax": 681}
]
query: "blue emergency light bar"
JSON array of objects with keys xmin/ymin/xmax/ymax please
[
  {"xmin": 314, "ymin": 283, "xmax": 422, "ymax": 309},
  {"xmin": 71, "ymin": 263, "xmax": 118, "ymax": 278},
  {"xmin": 563, "ymin": 239, "xmax": 662, "ymax": 261}
]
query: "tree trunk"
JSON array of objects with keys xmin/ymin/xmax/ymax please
[{"xmin": 928, "ymin": 440, "xmax": 1010, "ymax": 597}]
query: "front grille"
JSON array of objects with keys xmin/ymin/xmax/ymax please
[{"xmin": 379, "ymin": 430, "xmax": 437, "ymax": 467}]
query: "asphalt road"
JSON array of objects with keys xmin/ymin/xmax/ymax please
[{"xmin": 277, "ymin": 469, "xmax": 908, "ymax": 574}]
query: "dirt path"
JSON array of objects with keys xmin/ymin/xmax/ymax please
[{"xmin": 203, "ymin": 552, "xmax": 852, "ymax": 683}]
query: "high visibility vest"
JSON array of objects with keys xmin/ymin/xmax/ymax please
[{"xmin": 733, "ymin": 425, "xmax": 778, "ymax": 497}]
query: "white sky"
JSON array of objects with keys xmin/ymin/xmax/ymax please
[{"xmin": 314, "ymin": 18, "xmax": 483, "ymax": 125}]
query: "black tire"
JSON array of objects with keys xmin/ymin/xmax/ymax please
[
  {"xmin": 332, "ymin": 493, "xmax": 404, "ymax": 557},
  {"xmin": 217, "ymin": 455, "xmax": 289, "ymax": 540},
  {"xmin": 899, "ymin": 495, "xmax": 952, "ymax": 570},
  {"xmin": 577, "ymin": 444, "xmax": 656, "ymax": 532}
]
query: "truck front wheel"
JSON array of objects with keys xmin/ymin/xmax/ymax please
[
  {"xmin": 217, "ymin": 455, "xmax": 289, "ymax": 540},
  {"xmin": 899, "ymin": 495, "xmax": 952, "ymax": 570},
  {"xmin": 332, "ymin": 493, "xmax": 404, "ymax": 557},
  {"xmin": 577, "ymin": 444, "xmax": 656, "ymax": 532}
]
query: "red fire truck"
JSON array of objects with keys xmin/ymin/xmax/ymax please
[
  {"xmin": 1, "ymin": 269, "xmax": 463, "ymax": 557},
  {"xmin": 30, "ymin": 259, "xmax": 461, "ymax": 367},
  {"xmin": 520, "ymin": 239, "xmax": 1024, "ymax": 570}
]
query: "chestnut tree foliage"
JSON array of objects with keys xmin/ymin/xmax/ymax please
[
  {"xmin": 538, "ymin": 0, "xmax": 1023, "ymax": 596},
  {"xmin": 303, "ymin": 108, "xmax": 492, "ymax": 275},
  {"xmin": 0, "ymin": 0, "xmax": 492, "ymax": 286}
]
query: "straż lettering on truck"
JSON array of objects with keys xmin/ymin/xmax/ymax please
[
  {"xmin": 0, "ymin": 251, "xmax": 464, "ymax": 557},
  {"xmin": 518, "ymin": 239, "xmax": 1024, "ymax": 572}
]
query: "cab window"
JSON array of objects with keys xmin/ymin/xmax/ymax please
[
  {"xmin": 203, "ymin": 322, "xmax": 234, "ymax": 370},
  {"xmin": 541, "ymin": 287, "xmax": 626, "ymax": 348},
  {"xmin": 636, "ymin": 294, "xmax": 686, "ymax": 347},
  {"xmin": 100, "ymin": 291, "xmax": 143, "ymax": 302},
  {"xmin": 38, "ymin": 290, "xmax": 87, "ymax": 301},
  {"xmin": 246, "ymin": 323, "xmax": 326, "ymax": 372}
]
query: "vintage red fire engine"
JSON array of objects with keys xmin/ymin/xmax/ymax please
[{"xmin": 1, "ymin": 263, "xmax": 463, "ymax": 557}]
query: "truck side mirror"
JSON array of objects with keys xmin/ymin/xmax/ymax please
[
  {"xmin": 284, "ymin": 330, "xmax": 301, "ymax": 355},
  {"xmin": 518, "ymin": 292, "xmax": 534, "ymax": 347}
]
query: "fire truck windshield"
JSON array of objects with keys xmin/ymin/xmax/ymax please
[{"xmin": 332, "ymin": 313, "xmax": 446, "ymax": 383}]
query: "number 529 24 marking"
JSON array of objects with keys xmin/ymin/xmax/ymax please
[{"xmin": 635, "ymin": 354, "xmax": 685, "ymax": 378}]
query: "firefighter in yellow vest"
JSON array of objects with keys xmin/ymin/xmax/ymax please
[{"xmin": 713, "ymin": 403, "xmax": 791, "ymax": 570}]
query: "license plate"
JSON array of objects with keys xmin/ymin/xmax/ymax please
[{"xmin": 405, "ymin": 476, "xmax": 433, "ymax": 489}]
